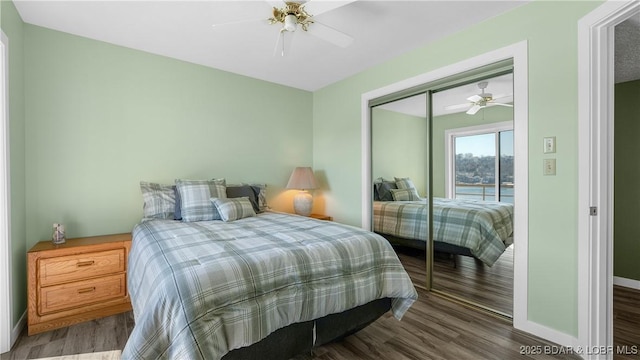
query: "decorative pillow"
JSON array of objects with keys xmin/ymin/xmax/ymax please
[
  {"xmin": 395, "ymin": 177, "xmax": 417, "ymax": 190},
  {"xmin": 375, "ymin": 180, "xmax": 397, "ymax": 202},
  {"xmin": 140, "ymin": 182, "xmax": 176, "ymax": 219},
  {"xmin": 211, "ymin": 197, "xmax": 256, "ymax": 222},
  {"xmin": 176, "ymin": 178, "xmax": 227, "ymax": 222},
  {"xmin": 226, "ymin": 185, "xmax": 260, "ymax": 213},
  {"xmin": 390, "ymin": 188, "xmax": 421, "ymax": 201}
]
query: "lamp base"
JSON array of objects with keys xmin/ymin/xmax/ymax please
[{"xmin": 293, "ymin": 191, "xmax": 313, "ymax": 216}]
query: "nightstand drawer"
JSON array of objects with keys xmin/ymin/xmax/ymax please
[
  {"xmin": 39, "ymin": 273, "xmax": 126, "ymax": 315},
  {"xmin": 39, "ymin": 248, "xmax": 125, "ymax": 286}
]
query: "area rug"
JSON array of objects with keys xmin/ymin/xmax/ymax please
[{"xmin": 34, "ymin": 350, "xmax": 121, "ymax": 360}]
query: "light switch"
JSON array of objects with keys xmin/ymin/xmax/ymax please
[
  {"xmin": 543, "ymin": 158, "xmax": 556, "ymax": 175},
  {"xmin": 543, "ymin": 137, "xmax": 556, "ymax": 154}
]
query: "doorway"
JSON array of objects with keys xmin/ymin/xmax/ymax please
[{"xmin": 577, "ymin": 0, "xmax": 640, "ymax": 352}]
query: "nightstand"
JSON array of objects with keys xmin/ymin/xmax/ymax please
[
  {"xmin": 27, "ymin": 233, "xmax": 132, "ymax": 335},
  {"xmin": 310, "ymin": 213, "xmax": 332, "ymax": 221}
]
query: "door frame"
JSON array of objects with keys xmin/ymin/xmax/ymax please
[
  {"xmin": 361, "ymin": 40, "xmax": 532, "ymax": 334},
  {"xmin": 0, "ymin": 30, "xmax": 12, "ymax": 354},
  {"xmin": 577, "ymin": 1, "xmax": 640, "ymax": 357}
]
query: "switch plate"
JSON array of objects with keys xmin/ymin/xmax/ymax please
[
  {"xmin": 543, "ymin": 158, "xmax": 556, "ymax": 175},
  {"xmin": 543, "ymin": 137, "xmax": 556, "ymax": 153}
]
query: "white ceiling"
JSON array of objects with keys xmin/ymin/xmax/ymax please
[
  {"xmin": 14, "ymin": 0, "xmax": 528, "ymax": 91},
  {"xmin": 615, "ymin": 13, "xmax": 640, "ymax": 84}
]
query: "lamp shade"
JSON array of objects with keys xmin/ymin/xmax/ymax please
[{"xmin": 286, "ymin": 167, "xmax": 317, "ymax": 190}]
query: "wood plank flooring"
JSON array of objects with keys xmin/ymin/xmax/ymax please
[
  {"xmin": 395, "ymin": 245, "xmax": 514, "ymax": 316},
  {"xmin": 4, "ymin": 287, "xmax": 582, "ymax": 360},
  {"xmin": 613, "ymin": 285, "xmax": 640, "ymax": 360}
]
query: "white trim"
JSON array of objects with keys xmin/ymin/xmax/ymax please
[
  {"xmin": 10, "ymin": 311, "xmax": 25, "ymax": 346},
  {"xmin": 578, "ymin": 1, "xmax": 640, "ymax": 359},
  {"xmin": 0, "ymin": 30, "xmax": 12, "ymax": 354},
  {"xmin": 444, "ymin": 121, "xmax": 513, "ymax": 199},
  {"xmin": 613, "ymin": 277, "xmax": 640, "ymax": 291},
  {"xmin": 360, "ymin": 41, "xmax": 542, "ymax": 342}
]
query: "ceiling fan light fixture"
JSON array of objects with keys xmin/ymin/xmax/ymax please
[{"xmin": 284, "ymin": 14, "xmax": 298, "ymax": 32}]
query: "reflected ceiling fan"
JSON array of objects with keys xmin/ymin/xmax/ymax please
[
  {"xmin": 444, "ymin": 81, "xmax": 513, "ymax": 115},
  {"xmin": 213, "ymin": 0, "xmax": 355, "ymax": 56}
]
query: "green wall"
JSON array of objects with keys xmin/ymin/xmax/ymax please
[
  {"xmin": 313, "ymin": 1, "xmax": 601, "ymax": 337},
  {"xmin": 0, "ymin": 20, "xmax": 313, "ymax": 329},
  {"xmin": 24, "ymin": 24, "xmax": 313, "ymax": 246},
  {"xmin": 1, "ymin": 0, "xmax": 26, "ymax": 329},
  {"xmin": 371, "ymin": 108, "xmax": 427, "ymax": 196},
  {"xmin": 614, "ymin": 79, "xmax": 640, "ymax": 282}
]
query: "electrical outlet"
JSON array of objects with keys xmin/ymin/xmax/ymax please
[
  {"xmin": 543, "ymin": 137, "xmax": 556, "ymax": 154},
  {"xmin": 543, "ymin": 158, "xmax": 556, "ymax": 175}
]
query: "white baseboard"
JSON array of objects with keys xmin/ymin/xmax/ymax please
[
  {"xmin": 613, "ymin": 276, "xmax": 640, "ymax": 290},
  {"xmin": 517, "ymin": 319, "xmax": 581, "ymax": 353},
  {"xmin": 10, "ymin": 310, "xmax": 25, "ymax": 348}
]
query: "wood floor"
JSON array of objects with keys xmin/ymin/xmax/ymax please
[
  {"xmin": 2, "ymin": 282, "xmax": 636, "ymax": 359},
  {"xmin": 613, "ymin": 285, "xmax": 640, "ymax": 360},
  {"xmin": 395, "ymin": 245, "xmax": 514, "ymax": 316},
  {"xmin": 4, "ymin": 287, "xmax": 582, "ymax": 360}
]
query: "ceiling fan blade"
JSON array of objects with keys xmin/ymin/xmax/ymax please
[
  {"xmin": 467, "ymin": 104, "xmax": 482, "ymax": 115},
  {"xmin": 491, "ymin": 93, "xmax": 512, "ymax": 100},
  {"xmin": 467, "ymin": 94, "xmax": 483, "ymax": 102},
  {"xmin": 488, "ymin": 102, "xmax": 514, "ymax": 108},
  {"xmin": 304, "ymin": 0, "xmax": 357, "ymax": 16},
  {"xmin": 444, "ymin": 103, "xmax": 472, "ymax": 111},
  {"xmin": 308, "ymin": 20, "xmax": 353, "ymax": 48}
]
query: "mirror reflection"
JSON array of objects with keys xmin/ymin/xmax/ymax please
[
  {"xmin": 371, "ymin": 73, "xmax": 515, "ymax": 317},
  {"xmin": 371, "ymin": 93, "xmax": 428, "ymax": 289}
]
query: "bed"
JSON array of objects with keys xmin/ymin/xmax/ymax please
[
  {"xmin": 373, "ymin": 198, "xmax": 514, "ymax": 266},
  {"xmin": 122, "ymin": 212, "xmax": 418, "ymax": 360}
]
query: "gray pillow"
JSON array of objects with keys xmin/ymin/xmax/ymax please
[
  {"xmin": 375, "ymin": 180, "xmax": 397, "ymax": 202},
  {"xmin": 226, "ymin": 185, "xmax": 260, "ymax": 213}
]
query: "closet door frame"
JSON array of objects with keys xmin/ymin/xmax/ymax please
[{"xmin": 361, "ymin": 40, "xmax": 530, "ymax": 335}]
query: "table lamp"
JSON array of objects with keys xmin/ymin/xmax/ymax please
[{"xmin": 286, "ymin": 167, "xmax": 317, "ymax": 216}]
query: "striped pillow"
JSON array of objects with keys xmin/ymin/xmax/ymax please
[
  {"xmin": 395, "ymin": 177, "xmax": 417, "ymax": 190},
  {"xmin": 211, "ymin": 197, "xmax": 256, "ymax": 222},
  {"xmin": 140, "ymin": 182, "xmax": 176, "ymax": 219},
  {"xmin": 390, "ymin": 188, "xmax": 421, "ymax": 201},
  {"xmin": 176, "ymin": 178, "xmax": 226, "ymax": 222}
]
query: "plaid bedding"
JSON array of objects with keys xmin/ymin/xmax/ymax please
[
  {"xmin": 373, "ymin": 198, "xmax": 514, "ymax": 266},
  {"xmin": 123, "ymin": 212, "xmax": 417, "ymax": 360}
]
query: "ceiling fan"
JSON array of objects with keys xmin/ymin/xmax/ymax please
[
  {"xmin": 212, "ymin": 1, "xmax": 355, "ymax": 56},
  {"xmin": 444, "ymin": 81, "xmax": 513, "ymax": 115}
]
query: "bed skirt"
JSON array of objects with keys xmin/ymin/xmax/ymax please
[{"xmin": 221, "ymin": 297, "xmax": 392, "ymax": 360}]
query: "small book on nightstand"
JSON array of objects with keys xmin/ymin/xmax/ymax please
[{"xmin": 310, "ymin": 213, "xmax": 332, "ymax": 221}]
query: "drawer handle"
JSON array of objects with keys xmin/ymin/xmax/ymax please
[
  {"xmin": 76, "ymin": 260, "xmax": 95, "ymax": 267},
  {"xmin": 77, "ymin": 287, "xmax": 95, "ymax": 294}
]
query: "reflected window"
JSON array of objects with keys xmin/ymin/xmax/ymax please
[{"xmin": 447, "ymin": 122, "xmax": 513, "ymax": 203}]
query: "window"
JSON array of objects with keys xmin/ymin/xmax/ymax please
[{"xmin": 445, "ymin": 121, "xmax": 513, "ymax": 203}]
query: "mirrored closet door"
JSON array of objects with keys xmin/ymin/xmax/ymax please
[
  {"xmin": 430, "ymin": 73, "xmax": 515, "ymax": 317},
  {"xmin": 369, "ymin": 66, "xmax": 516, "ymax": 317},
  {"xmin": 371, "ymin": 93, "xmax": 431, "ymax": 289}
]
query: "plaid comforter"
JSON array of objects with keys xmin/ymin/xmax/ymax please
[
  {"xmin": 373, "ymin": 198, "xmax": 513, "ymax": 266},
  {"xmin": 123, "ymin": 212, "xmax": 417, "ymax": 360}
]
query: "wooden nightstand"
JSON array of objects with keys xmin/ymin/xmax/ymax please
[
  {"xmin": 27, "ymin": 233, "xmax": 132, "ymax": 335},
  {"xmin": 310, "ymin": 213, "xmax": 332, "ymax": 221}
]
